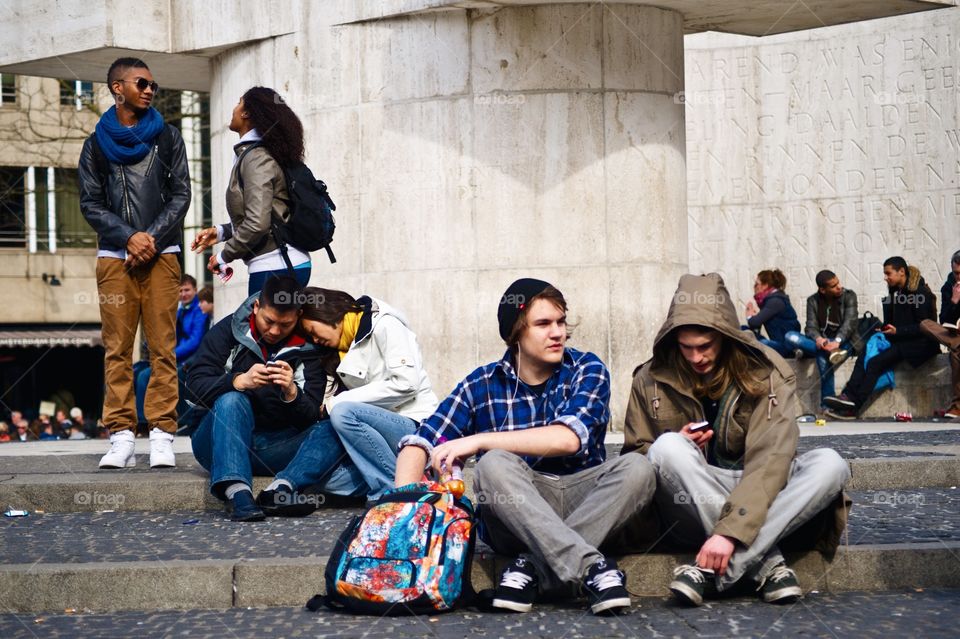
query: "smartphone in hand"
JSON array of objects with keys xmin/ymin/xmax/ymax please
[{"xmin": 688, "ymin": 421, "xmax": 710, "ymax": 433}]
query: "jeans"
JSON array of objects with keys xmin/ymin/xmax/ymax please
[
  {"xmin": 784, "ymin": 332, "xmax": 852, "ymax": 401},
  {"xmin": 191, "ymin": 391, "xmax": 365, "ymax": 498},
  {"xmin": 473, "ymin": 449, "xmax": 656, "ymax": 590},
  {"xmin": 758, "ymin": 337, "xmax": 794, "ymax": 358},
  {"xmin": 328, "ymin": 402, "xmax": 417, "ymax": 500},
  {"xmin": 841, "ymin": 344, "xmax": 907, "ymax": 409},
  {"xmin": 648, "ymin": 432, "xmax": 849, "ymax": 590},
  {"xmin": 247, "ymin": 262, "xmax": 311, "ymax": 297}
]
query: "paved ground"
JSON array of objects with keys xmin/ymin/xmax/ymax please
[
  {"xmin": 2, "ymin": 589, "xmax": 957, "ymax": 638},
  {"xmin": 3, "ymin": 486, "xmax": 958, "ymax": 565}
]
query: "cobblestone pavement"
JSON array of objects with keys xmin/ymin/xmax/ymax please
[
  {"xmin": 795, "ymin": 430, "xmax": 959, "ymax": 458},
  {"xmin": 1, "ymin": 589, "xmax": 956, "ymax": 638},
  {"xmin": 3, "ymin": 488, "xmax": 958, "ymax": 565}
]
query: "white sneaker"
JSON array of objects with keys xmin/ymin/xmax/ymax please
[
  {"xmin": 149, "ymin": 428, "xmax": 176, "ymax": 468},
  {"xmin": 99, "ymin": 430, "xmax": 136, "ymax": 469}
]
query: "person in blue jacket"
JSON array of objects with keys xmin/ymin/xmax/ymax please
[
  {"xmin": 744, "ymin": 269, "xmax": 801, "ymax": 358},
  {"xmin": 135, "ymin": 274, "xmax": 209, "ymax": 428}
]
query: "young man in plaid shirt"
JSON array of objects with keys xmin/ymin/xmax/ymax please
[{"xmin": 395, "ymin": 278, "xmax": 656, "ymax": 615}]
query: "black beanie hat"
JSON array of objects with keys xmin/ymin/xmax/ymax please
[{"xmin": 497, "ymin": 278, "xmax": 555, "ymax": 341}]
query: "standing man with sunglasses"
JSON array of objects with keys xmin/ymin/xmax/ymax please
[{"xmin": 79, "ymin": 57, "xmax": 191, "ymax": 469}]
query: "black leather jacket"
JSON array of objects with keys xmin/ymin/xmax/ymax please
[{"xmin": 78, "ymin": 125, "xmax": 191, "ymax": 252}]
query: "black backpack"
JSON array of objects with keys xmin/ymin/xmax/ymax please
[
  {"xmin": 237, "ymin": 143, "xmax": 338, "ymax": 266},
  {"xmin": 853, "ymin": 311, "xmax": 882, "ymax": 353}
]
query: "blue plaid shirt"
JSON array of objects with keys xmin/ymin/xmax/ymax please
[{"xmin": 399, "ymin": 347, "xmax": 610, "ymax": 474}]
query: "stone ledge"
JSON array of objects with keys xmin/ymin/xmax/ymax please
[
  {"xmin": 4, "ymin": 457, "xmax": 957, "ymax": 513},
  {"xmin": 3, "ymin": 544, "xmax": 958, "ymax": 613},
  {"xmin": 790, "ymin": 353, "xmax": 952, "ymax": 417}
]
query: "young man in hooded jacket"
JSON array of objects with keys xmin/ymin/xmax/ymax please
[{"xmin": 624, "ymin": 273, "xmax": 851, "ymax": 606}]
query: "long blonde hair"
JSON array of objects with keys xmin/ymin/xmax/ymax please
[{"xmin": 665, "ymin": 328, "xmax": 768, "ymax": 401}]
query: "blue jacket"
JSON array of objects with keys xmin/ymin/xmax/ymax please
[
  {"xmin": 175, "ymin": 300, "xmax": 208, "ymax": 363},
  {"xmin": 747, "ymin": 290, "xmax": 801, "ymax": 343}
]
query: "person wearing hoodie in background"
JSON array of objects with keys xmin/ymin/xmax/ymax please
[
  {"xmin": 253, "ymin": 287, "xmax": 440, "ymax": 514},
  {"xmin": 623, "ymin": 273, "xmax": 850, "ymax": 607},
  {"xmin": 744, "ymin": 269, "xmax": 801, "ymax": 358},
  {"xmin": 824, "ymin": 256, "xmax": 939, "ymax": 419}
]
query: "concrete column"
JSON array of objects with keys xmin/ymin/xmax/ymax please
[
  {"xmin": 25, "ymin": 166, "xmax": 36, "ymax": 254},
  {"xmin": 210, "ymin": 3, "xmax": 689, "ymax": 424}
]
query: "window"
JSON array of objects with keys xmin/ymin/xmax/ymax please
[
  {"xmin": 0, "ymin": 74, "xmax": 15, "ymax": 104},
  {"xmin": 54, "ymin": 169, "xmax": 96, "ymax": 248},
  {"xmin": 59, "ymin": 79, "xmax": 94, "ymax": 109},
  {"xmin": 0, "ymin": 167, "xmax": 26, "ymax": 248}
]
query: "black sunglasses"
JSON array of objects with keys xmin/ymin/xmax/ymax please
[{"xmin": 119, "ymin": 77, "xmax": 159, "ymax": 93}]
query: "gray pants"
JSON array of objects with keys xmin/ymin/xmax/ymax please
[
  {"xmin": 647, "ymin": 432, "xmax": 850, "ymax": 590},
  {"xmin": 473, "ymin": 449, "xmax": 656, "ymax": 590}
]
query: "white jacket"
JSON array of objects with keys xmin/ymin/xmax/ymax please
[{"xmin": 325, "ymin": 297, "xmax": 439, "ymax": 422}]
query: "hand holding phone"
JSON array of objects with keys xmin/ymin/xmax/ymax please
[{"xmin": 688, "ymin": 421, "xmax": 710, "ymax": 433}]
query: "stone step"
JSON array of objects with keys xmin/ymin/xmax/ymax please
[
  {"xmin": 2, "ymin": 544, "xmax": 957, "ymax": 613},
  {"xmin": 2, "ymin": 453, "xmax": 958, "ymax": 512},
  {"xmin": 2, "ymin": 486, "xmax": 958, "ymax": 612}
]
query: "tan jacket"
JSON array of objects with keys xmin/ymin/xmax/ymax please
[
  {"xmin": 221, "ymin": 141, "xmax": 289, "ymax": 263},
  {"xmin": 624, "ymin": 273, "xmax": 850, "ymax": 553}
]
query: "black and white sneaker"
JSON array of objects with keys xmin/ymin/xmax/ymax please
[
  {"xmin": 492, "ymin": 557, "xmax": 538, "ymax": 613},
  {"xmin": 758, "ymin": 563, "xmax": 802, "ymax": 603},
  {"xmin": 582, "ymin": 557, "xmax": 631, "ymax": 615},
  {"xmin": 669, "ymin": 564, "xmax": 716, "ymax": 606}
]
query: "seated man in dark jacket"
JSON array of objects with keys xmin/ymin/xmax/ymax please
[
  {"xmin": 824, "ymin": 256, "xmax": 940, "ymax": 418},
  {"xmin": 187, "ymin": 276, "xmax": 333, "ymax": 521},
  {"xmin": 920, "ymin": 249, "xmax": 960, "ymax": 418}
]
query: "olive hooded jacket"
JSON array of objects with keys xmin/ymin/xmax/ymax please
[{"xmin": 624, "ymin": 273, "xmax": 850, "ymax": 554}]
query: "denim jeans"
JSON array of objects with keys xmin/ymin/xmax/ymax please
[
  {"xmin": 328, "ymin": 402, "xmax": 417, "ymax": 500},
  {"xmin": 758, "ymin": 337, "xmax": 794, "ymax": 358},
  {"xmin": 473, "ymin": 450, "xmax": 656, "ymax": 590},
  {"xmin": 247, "ymin": 262, "xmax": 311, "ymax": 297},
  {"xmin": 648, "ymin": 433, "xmax": 850, "ymax": 590},
  {"xmin": 784, "ymin": 331, "xmax": 852, "ymax": 401},
  {"xmin": 191, "ymin": 391, "xmax": 365, "ymax": 498}
]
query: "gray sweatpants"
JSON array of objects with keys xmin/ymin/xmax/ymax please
[
  {"xmin": 473, "ymin": 449, "xmax": 656, "ymax": 590},
  {"xmin": 647, "ymin": 432, "xmax": 850, "ymax": 590}
]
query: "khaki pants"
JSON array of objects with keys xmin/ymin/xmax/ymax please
[
  {"xmin": 920, "ymin": 319, "xmax": 960, "ymax": 413},
  {"xmin": 96, "ymin": 254, "xmax": 180, "ymax": 434}
]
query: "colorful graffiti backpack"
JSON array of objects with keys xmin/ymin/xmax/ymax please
[{"xmin": 307, "ymin": 482, "xmax": 476, "ymax": 615}]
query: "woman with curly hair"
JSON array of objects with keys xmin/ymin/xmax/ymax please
[
  {"xmin": 744, "ymin": 268, "xmax": 801, "ymax": 358},
  {"xmin": 192, "ymin": 86, "xmax": 312, "ymax": 295}
]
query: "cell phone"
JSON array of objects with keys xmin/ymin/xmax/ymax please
[
  {"xmin": 266, "ymin": 360, "xmax": 283, "ymax": 368},
  {"xmin": 688, "ymin": 421, "xmax": 710, "ymax": 433}
]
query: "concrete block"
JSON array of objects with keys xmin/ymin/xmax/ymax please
[
  {"xmin": 603, "ymin": 92, "xmax": 687, "ymax": 266},
  {"xmin": 471, "ymin": 4, "xmax": 602, "ymax": 94},
  {"xmin": 790, "ymin": 353, "xmax": 953, "ymax": 417},
  {"xmin": 360, "ymin": 12, "xmax": 469, "ymax": 103},
  {"xmin": 358, "ymin": 99, "xmax": 474, "ymax": 273},
  {"xmin": 234, "ymin": 557, "xmax": 326, "ymax": 608},
  {"xmin": 823, "ymin": 543, "xmax": 960, "ymax": 591},
  {"xmin": 0, "ymin": 560, "xmax": 234, "ymax": 613},
  {"xmin": 471, "ymin": 92, "xmax": 605, "ymax": 268},
  {"xmin": 847, "ymin": 458, "xmax": 960, "ymax": 491},
  {"xmin": 602, "ymin": 5, "xmax": 684, "ymax": 94}
]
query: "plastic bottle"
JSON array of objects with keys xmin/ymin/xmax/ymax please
[{"xmin": 441, "ymin": 461, "xmax": 465, "ymax": 499}]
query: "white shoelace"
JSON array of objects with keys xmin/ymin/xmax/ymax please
[
  {"xmin": 500, "ymin": 569, "xmax": 534, "ymax": 590},
  {"xmin": 673, "ymin": 565, "xmax": 708, "ymax": 583},
  {"xmin": 758, "ymin": 564, "xmax": 795, "ymax": 589},
  {"xmin": 587, "ymin": 569, "xmax": 625, "ymax": 590}
]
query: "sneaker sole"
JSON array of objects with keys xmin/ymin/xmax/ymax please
[
  {"xmin": 763, "ymin": 585, "xmax": 802, "ymax": 603},
  {"xmin": 590, "ymin": 596, "xmax": 632, "ymax": 615},
  {"xmin": 669, "ymin": 581, "xmax": 703, "ymax": 606},
  {"xmin": 823, "ymin": 397, "xmax": 855, "ymax": 410},
  {"xmin": 231, "ymin": 511, "xmax": 266, "ymax": 522},
  {"xmin": 150, "ymin": 458, "xmax": 176, "ymax": 468},
  {"xmin": 824, "ymin": 409, "xmax": 855, "ymax": 421},
  {"xmin": 491, "ymin": 598, "xmax": 533, "ymax": 613},
  {"xmin": 99, "ymin": 458, "xmax": 136, "ymax": 469}
]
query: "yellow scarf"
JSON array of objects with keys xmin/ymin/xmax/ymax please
[{"xmin": 338, "ymin": 312, "xmax": 362, "ymax": 360}]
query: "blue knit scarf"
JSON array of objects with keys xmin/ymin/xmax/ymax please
[{"xmin": 94, "ymin": 106, "xmax": 166, "ymax": 165}]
